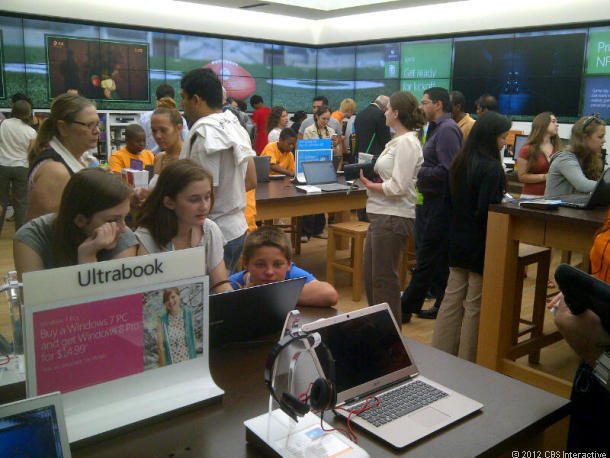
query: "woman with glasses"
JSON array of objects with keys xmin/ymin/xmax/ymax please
[
  {"xmin": 516, "ymin": 112, "xmax": 561, "ymax": 198},
  {"xmin": 13, "ymin": 168, "xmax": 137, "ymax": 277},
  {"xmin": 545, "ymin": 115, "xmax": 606, "ymax": 198},
  {"xmin": 26, "ymin": 93, "xmax": 100, "ymax": 221}
]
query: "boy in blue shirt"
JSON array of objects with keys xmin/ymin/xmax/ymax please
[{"xmin": 229, "ymin": 226, "xmax": 338, "ymax": 307}]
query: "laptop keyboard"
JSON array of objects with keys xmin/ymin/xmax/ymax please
[
  {"xmin": 349, "ymin": 380, "xmax": 448, "ymax": 427},
  {"xmin": 318, "ymin": 183, "xmax": 349, "ymax": 192},
  {"xmin": 560, "ymin": 195, "xmax": 589, "ymax": 207}
]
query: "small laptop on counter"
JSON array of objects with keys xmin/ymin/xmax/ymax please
[
  {"xmin": 556, "ymin": 167, "xmax": 610, "ymax": 209},
  {"xmin": 0, "ymin": 392, "xmax": 71, "ymax": 457},
  {"xmin": 301, "ymin": 160, "xmax": 350, "ymax": 192},
  {"xmin": 302, "ymin": 303, "xmax": 483, "ymax": 449},
  {"xmin": 253, "ymin": 155, "xmax": 271, "ymax": 182},
  {"xmin": 209, "ymin": 277, "xmax": 306, "ymax": 347}
]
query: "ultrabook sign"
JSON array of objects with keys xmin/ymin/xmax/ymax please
[{"xmin": 23, "ymin": 247, "xmax": 205, "ymax": 307}]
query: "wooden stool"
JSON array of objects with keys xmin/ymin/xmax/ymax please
[
  {"xmin": 326, "ymin": 221, "xmax": 370, "ymax": 301},
  {"xmin": 510, "ymin": 244, "xmax": 553, "ymax": 364},
  {"xmin": 398, "ymin": 235, "xmax": 417, "ymax": 290}
]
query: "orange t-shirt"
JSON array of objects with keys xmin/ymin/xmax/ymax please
[{"xmin": 109, "ymin": 146, "xmax": 155, "ymax": 173}]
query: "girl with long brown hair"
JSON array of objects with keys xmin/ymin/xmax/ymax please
[{"xmin": 516, "ymin": 112, "xmax": 561, "ymax": 197}]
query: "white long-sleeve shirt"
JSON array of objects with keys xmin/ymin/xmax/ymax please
[{"xmin": 366, "ymin": 130, "xmax": 423, "ymax": 219}]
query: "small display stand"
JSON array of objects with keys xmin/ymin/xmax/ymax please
[
  {"xmin": 22, "ymin": 247, "xmax": 223, "ymax": 442},
  {"xmin": 244, "ymin": 327, "xmax": 368, "ymax": 457},
  {"xmin": 245, "ymin": 409, "xmax": 368, "ymax": 457}
]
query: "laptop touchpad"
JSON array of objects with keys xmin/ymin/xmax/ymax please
[{"xmin": 409, "ymin": 407, "xmax": 450, "ymax": 427}]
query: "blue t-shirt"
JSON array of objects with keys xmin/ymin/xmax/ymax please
[{"xmin": 229, "ymin": 262, "xmax": 316, "ymax": 288}]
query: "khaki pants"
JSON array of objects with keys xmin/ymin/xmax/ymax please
[
  {"xmin": 431, "ymin": 267, "xmax": 482, "ymax": 362},
  {"xmin": 362, "ymin": 213, "xmax": 414, "ymax": 324}
]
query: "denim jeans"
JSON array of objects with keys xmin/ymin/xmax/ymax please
[{"xmin": 224, "ymin": 230, "xmax": 247, "ymax": 275}]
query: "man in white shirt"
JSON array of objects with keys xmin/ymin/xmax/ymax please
[
  {"xmin": 139, "ymin": 83, "xmax": 189, "ymax": 154},
  {"xmin": 0, "ymin": 100, "xmax": 37, "ymax": 234},
  {"xmin": 179, "ymin": 68, "xmax": 257, "ymax": 273}
]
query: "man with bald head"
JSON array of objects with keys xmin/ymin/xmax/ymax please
[{"xmin": 353, "ymin": 95, "xmax": 391, "ymax": 161}]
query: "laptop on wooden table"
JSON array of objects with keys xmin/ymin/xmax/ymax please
[
  {"xmin": 0, "ymin": 392, "xmax": 71, "ymax": 457},
  {"xmin": 209, "ymin": 277, "xmax": 306, "ymax": 348},
  {"xmin": 302, "ymin": 303, "xmax": 483, "ymax": 449},
  {"xmin": 301, "ymin": 160, "xmax": 350, "ymax": 192},
  {"xmin": 556, "ymin": 167, "xmax": 610, "ymax": 209}
]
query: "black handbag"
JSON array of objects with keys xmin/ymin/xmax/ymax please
[{"xmin": 343, "ymin": 162, "xmax": 376, "ymax": 181}]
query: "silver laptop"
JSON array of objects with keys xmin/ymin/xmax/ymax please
[
  {"xmin": 253, "ymin": 155, "xmax": 271, "ymax": 182},
  {"xmin": 301, "ymin": 160, "xmax": 350, "ymax": 192},
  {"xmin": 209, "ymin": 277, "xmax": 306, "ymax": 348},
  {"xmin": 556, "ymin": 167, "xmax": 610, "ymax": 209},
  {"xmin": 302, "ymin": 303, "xmax": 483, "ymax": 449},
  {"xmin": 0, "ymin": 392, "xmax": 71, "ymax": 457}
]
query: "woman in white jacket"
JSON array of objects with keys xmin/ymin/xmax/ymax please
[{"xmin": 359, "ymin": 91, "xmax": 425, "ymax": 324}]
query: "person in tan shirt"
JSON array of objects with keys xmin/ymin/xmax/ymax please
[{"xmin": 450, "ymin": 91, "xmax": 475, "ymax": 140}]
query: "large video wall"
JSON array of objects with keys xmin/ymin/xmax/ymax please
[{"xmin": 0, "ymin": 14, "xmax": 608, "ymax": 120}]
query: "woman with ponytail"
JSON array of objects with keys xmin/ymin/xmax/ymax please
[
  {"xmin": 358, "ymin": 91, "xmax": 425, "ymax": 324},
  {"xmin": 26, "ymin": 93, "xmax": 99, "ymax": 221}
]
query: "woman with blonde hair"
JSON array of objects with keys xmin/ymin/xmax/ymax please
[
  {"xmin": 265, "ymin": 106, "xmax": 289, "ymax": 144},
  {"xmin": 516, "ymin": 112, "xmax": 561, "ymax": 198},
  {"xmin": 545, "ymin": 115, "xmax": 606, "ymax": 198},
  {"xmin": 26, "ymin": 93, "xmax": 99, "ymax": 221}
]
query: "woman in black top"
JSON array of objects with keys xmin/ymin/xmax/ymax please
[{"xmin": 431, "ymin": 111, "xmax": 510, "ymax": 362}]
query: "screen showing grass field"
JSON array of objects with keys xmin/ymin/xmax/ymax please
[{"xmin": 46, "ymin": 35, "xmax": 149, "ymax": 101}]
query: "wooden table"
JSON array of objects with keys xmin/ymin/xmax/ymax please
[
  {"xmin": 2, "ymin": 306, "xmax": 569, "ymax": 456},
  {"xmin": 477, "ymin": 201, "xmax": 607, "ymax": 398},
  {"xmin": 254, "ymin": 177, "xmax": 367, "ymax": 221},
  {"xmin": 68, "ymin": 308, "xmax": 569, "ymax": 457}
]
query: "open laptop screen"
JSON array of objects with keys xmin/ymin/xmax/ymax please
[
  {"xmin": 513, "ymin": 134, "xmax": 528, "ymax": 160},
  {"xmin": 302, "ymin": 161, "xmax": 337, "ymax": 185},
  {"xmin": 0, "ymin": 405, "xmax": 65, "ymax": 457},
  {"xmin": 311, "ymin": 309, "xmax": 412, "ymax": 394}
]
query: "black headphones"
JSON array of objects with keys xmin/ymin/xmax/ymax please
[{"xmin": 264, "ymin": 330, "xmax": 336, "ymax": 422}]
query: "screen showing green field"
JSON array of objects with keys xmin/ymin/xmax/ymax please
[{"xmin": 401, "ymin": 41, "xmax": 452, "ymax": 79}]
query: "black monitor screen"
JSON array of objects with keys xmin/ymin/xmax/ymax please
[
  {"xmin": 453, "ymin": 31, "xmax": 586, "ymax": 117},
  {"xmin": 46, "ymin": 35, "xmax": 149, "ymax": 101},
  {"xmin": 313, "ymin": 310, "xmax": 412, "ymax": 394}
]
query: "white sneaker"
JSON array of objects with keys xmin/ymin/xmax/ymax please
[{"xmin": 301, "ymin": 235, "xmax": 309, "ymax": 243}]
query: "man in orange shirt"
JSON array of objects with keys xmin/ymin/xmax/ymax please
[
  {"xmin": 261, "ymin": 128, "xmax": 297, "ymax": 177},
  {"xmin": 449, "ymin": 91, "xmax": 475, "ymax": 140},
  {"xmin": 109, "ymin": 124, "xmax": 155, "ymax": 173},
  {"xmin": 331, "ymin": 98, "xmax": 356, "ymax": 126}
]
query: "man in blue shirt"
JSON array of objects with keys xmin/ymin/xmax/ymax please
[{"xmin": 402, "ymin": 87, "xmax": 463, "ymax": 322}]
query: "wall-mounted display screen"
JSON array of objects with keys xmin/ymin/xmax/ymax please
[
  {"xmin": 0, "ymin": 31, "xmax": 4, "ymax": 99},
  {"xmin": 317, "ymin": 46, "xmax": 355, "ymax": 80},
  {"xmin": 586, "ymin": 29, "xmax": 610, "ymax": 75},
  {"xmin": 582, "ymin": 77, "xmax": 610, "ymax": 118},
  {"xmin": 46, "ymin": 35, "xmax": 149, "ymax": 101},
  {"xmin": 453, "ymin": 31, "xmax": 586, "ymax": 117},
  {"xmin": 0, "ymin": 14, "xmax": 607, "ymax": 121},
  {"xmin": 356, "ymin": 43, "xmax": 400, "ymax": 79}
]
